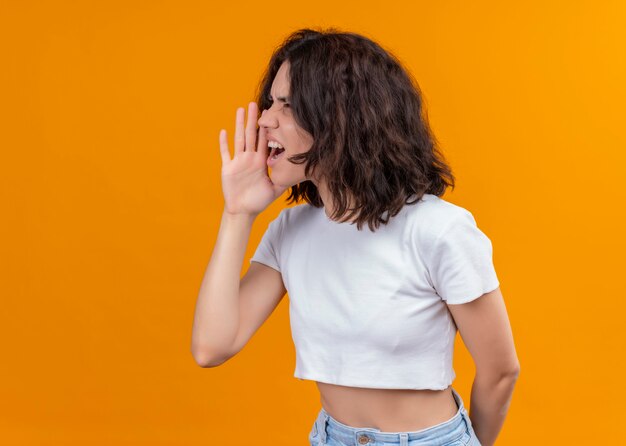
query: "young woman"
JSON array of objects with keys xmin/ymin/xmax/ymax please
[{"xmin": 191, "ymin": 28, "xmax": 520, "ymax": 446}]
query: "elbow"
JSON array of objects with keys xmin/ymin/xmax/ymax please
[
  {"xmin": 191, "ymin": 346, "xmax": 232, "ymax": 368},
  {"xmin": 507, "ymin": 358, "xmax": 521, "ymax": 379},
  {"xmin": 512, "ymin": 363, "xmax": 521, "ymax": 379},
  {"xmin": 503, "ymin": 362, "xmax": 521, "ymax": 381},
  {"xmin": 477, "ymin": 362, "xmax": 521, "ymax": 382},
  {"xmin": 191, "ymin": 354, "xmax": 216, "ymax": 368},
  {"xmin": 497, "ymin": 361, "xmax": 521, "ymax": 380}
]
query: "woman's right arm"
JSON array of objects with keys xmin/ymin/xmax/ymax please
[
  {"xmin": 190, "ymin": 101, "xmax": 288, "ymax": 367},
  {"xmin": 190, "ymin": 210, "xmax": 256, "ymax": 367}
]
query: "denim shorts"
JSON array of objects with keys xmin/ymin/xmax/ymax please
[{"xmin": 308, "ymin": 387, "xmax": 481, "ymax": 446}]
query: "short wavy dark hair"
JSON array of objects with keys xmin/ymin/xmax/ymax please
[{"xmin": 255, "ymin": 27, "xmax": 455, "ymax": 232}]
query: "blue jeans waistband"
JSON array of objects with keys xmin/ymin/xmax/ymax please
[{"xmin": 312, "ymin": 387, "xmax": 474, "ymax": 445}]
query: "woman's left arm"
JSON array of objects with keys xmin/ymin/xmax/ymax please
[{"xmin": 446, "ymin": 286, "xmax": 521, "ymax": 446}]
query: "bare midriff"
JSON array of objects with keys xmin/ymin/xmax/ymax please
[{"xmin": 316, "ymin": 381, "xmax": 460, "ymax": 433}]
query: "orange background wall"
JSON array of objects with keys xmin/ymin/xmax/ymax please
[{"xmin": 2, "ymin": 1, "xmax": 625, "ymax": 444}]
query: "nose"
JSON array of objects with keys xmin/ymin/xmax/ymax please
[{"xmin": 257, "ymin": 105, "xmax": 278, "ymax": 129}]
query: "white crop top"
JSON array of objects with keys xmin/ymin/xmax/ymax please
[{"xmin": 249, "ymin": 193, "xmax": 500, "ymax": 390}]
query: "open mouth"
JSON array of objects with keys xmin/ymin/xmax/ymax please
[{"xmin": 269, "ymin": 147, "xmax": 286, "ymax": 160}]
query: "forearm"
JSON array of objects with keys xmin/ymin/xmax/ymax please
[
  {"xmin": 468, "ymin": 370, "xmax": 520, "ymax": 446},
  {"xmin": 191, "ymin": 209, "xmax": 256, "ymax": 365}
]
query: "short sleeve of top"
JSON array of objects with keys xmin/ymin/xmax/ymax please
[
  {"xmin": 425, "ymin": 209, "xmax": 500, "ymax": 304},
  {"xmin": 248, "ymin": 210, "xmax": 284, "ymax": 272}
]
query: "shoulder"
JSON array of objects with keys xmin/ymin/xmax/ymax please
[
  {"xmin": 277, "ymin": 202, "xmax": 320, "ymax": 227},
  {"xmin": 406, "ymin": 193, "xmax": 475, "ymax": 239}
]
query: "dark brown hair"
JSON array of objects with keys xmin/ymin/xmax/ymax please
[{"xmin": 255, "ymin": 27, "xmax": 455, "ymax": 232}]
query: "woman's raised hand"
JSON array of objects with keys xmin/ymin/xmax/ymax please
[{"xmin": 219, "ymin": 102, "xmax": 288, "ymax": 216}]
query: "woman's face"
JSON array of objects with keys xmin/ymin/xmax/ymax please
[{"xmin": 257, "ymin": 61, "xmax": 316, "ymax": 188}]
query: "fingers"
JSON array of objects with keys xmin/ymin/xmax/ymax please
[
  {"xmin": 244, "ymin": 102, "xmax": 257, "ymax": 152},
  {"xmin": 219, "ymin": 129, "xmax": 230, "ymax": 165},
  {"xmin": 223, "ymin": 103, "xmax": 265, "ymax": 164},
  {"xmin": 234, "ymin": 107, "xmax": 245, "ymax": 154},
  {"xmin": 257, "ymin": 110, "xmax": 268, "ymax": 156}
]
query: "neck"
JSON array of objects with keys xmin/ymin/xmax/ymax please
[{"xmin": 315, "ymin": 179, "xmax": 357, "ymax": 222}]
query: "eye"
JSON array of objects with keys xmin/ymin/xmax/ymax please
[{"xmin": 266, "ymin": 96, "xmax": 290, "ymax": 111}]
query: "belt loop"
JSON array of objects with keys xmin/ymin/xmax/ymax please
[
  {"xmin": 399, "ymin": 432, "xmax": 409, "ymax": 446},
  {"xmin": 319, "ymin": 413, "xmax": 329, "ymax": 443},
  {"xmin": 462, "ymin": 409, "xmax": 474, "ymax": 428}
]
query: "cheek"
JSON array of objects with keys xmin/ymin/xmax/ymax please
[{"xmin": 291, "ymin": 134, "xmax": 314, "ymax": 153}]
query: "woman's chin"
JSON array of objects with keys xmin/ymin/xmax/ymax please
[
  {"xmin": 268, "ymin": 172, "xmax": 301, "ymax": 189},
  {"xmin": 267, "ymin": 172, "xmax": 289, "ymax": 187}
]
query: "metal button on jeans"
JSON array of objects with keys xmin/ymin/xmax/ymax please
[{"xmin": 358, "ymin": 435, "xmax": 370, "ymax": 444}]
